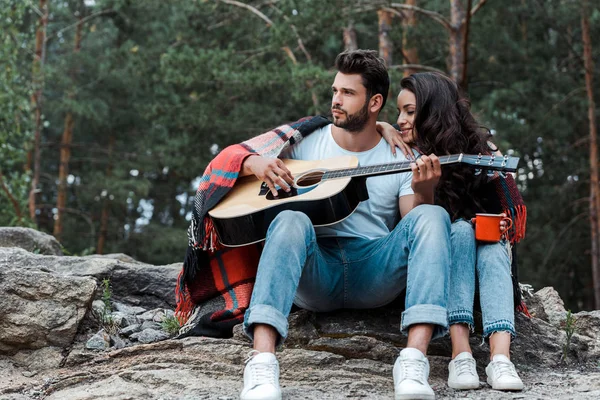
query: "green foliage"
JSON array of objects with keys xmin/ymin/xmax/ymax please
[
  {"xmin": 100, "ymin": 278, "xmax": 119, "ymax": 335},
  {"xmin": 161, "ymin": 315, "xmax": 180, "ymax": 336},
  {"xmin": 0, "ymin": 1, "xmax": 34, "ymax": 226},
  {"xmin": 561, "ymin": 310, "xmax": 577, "ymax": 363}
]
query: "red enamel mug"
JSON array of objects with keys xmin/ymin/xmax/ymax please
[{"xmin": 470, "ymin": 213, "xmax": 513, "ymax": 242}]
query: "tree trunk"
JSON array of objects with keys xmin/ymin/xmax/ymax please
[
  {"xmin": 54, "ymin": 13, "xmax": 83, "ymax": 241},
  {"xmin": 343, "ymin": 22, "xmax": 357, "ymax": 51},
  {"xmin": 377, "ymin": 9, "xmax": 393, "ymax": 67},
  {"xmin": 582, "ymin": 0, "xmax": 600, "ymax": 308},
  {"xmin": 28, "ymin": 0, "xmax": 49, "ymax": 221},
  {"xmin": 448, "ymin": 0, "xmax": 471, "ymax": 89},
  {"xmin": 402, "ymin": 0, "xmax": 420, "ymax": 77},
  {"xmin": 96, "ymin": 134, "xmax": 115, "ymax": 255}
]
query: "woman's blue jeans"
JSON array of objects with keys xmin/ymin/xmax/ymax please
[
  {"xmin": 448, "ymin": 220, "xmax": 515, "ymax": 338},
  {"xmin": 243, "ymin": 204, "xmax": 452, "ymax": 343}
]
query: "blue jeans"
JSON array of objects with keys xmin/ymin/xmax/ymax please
[
  {"xmin": 243, "ymin": 204, "xmax": 452, "ymax": 344},
  {"xmin": 448, "ymin": 220, "xmax": 515, "ymax": 338}
]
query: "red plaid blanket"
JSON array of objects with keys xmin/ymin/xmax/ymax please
[{"xmin": 175, "ymin": 116, "xmax": 331, "ymax": 338}]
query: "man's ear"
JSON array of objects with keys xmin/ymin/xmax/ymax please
[{"xmin": 369, "ymin": 93, "xmax": 384, "ymax": 114}]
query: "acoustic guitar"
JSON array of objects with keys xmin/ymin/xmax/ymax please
[{"xmin": 208, "ymin": 154, "xmax": 520, "ymax": 247}]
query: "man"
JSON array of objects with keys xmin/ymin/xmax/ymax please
[{"xmin": 240, "ymin": 50, "xmax": 451, "ymax": 400}]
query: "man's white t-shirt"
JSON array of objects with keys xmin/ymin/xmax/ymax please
[{"xmin": 281, "ymin": 124, "xmax": 414, "ymax": 240}]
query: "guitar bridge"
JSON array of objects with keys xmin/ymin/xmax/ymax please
[{"xmin": 259, "ymin": 182, "xmax": 270, "ymax": 196}]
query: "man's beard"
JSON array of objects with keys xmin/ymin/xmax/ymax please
[{"xmin": 332, "ymin": 100, "xmax": 370, "ymax": 133}]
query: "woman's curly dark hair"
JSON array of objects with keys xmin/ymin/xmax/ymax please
[{"xmin": 400, "ymin": 72, "xmax": 493, "ymax": 221}]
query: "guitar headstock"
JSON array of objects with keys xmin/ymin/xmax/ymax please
[{"xmin": 457, "ymin": 154, "xmax": 520, "ymax": 172}]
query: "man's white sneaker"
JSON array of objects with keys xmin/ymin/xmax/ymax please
[
  {"xmin": 240, "ymin": 351, "xmax": 282, "ymax": 400},
  {"xmin": 485, "ymin": 354, "xmax": 524, "ymax": 391},
  {"xmin": 448, "ymin": 352, "xmax": 479, "ymax": 390},
  {"xmin": 393, "ymin": 348, "xmax": 435, "ymax": 400}
]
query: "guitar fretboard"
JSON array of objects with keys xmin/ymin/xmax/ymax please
[{"xmin": 322, "ymin": 154, "xmax": 463, "ymax": 180}]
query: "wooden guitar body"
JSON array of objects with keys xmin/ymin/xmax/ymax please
[{"xmin": 208, "ymin": 156, "xmax": 366, "ymax": 247}]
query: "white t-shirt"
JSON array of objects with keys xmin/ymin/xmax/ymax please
[{"xmin": 281, "ymin": 124, "xmax": 414, "ymax": 240}]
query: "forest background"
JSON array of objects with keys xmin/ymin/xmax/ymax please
[{"xmin": 2, "ymin": 0, "xmax": 600, "ymax": 312}]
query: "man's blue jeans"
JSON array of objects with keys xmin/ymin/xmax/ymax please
[
  {"xmin": 448, "ymin": 220, "xmax": 516, "ymax": 338},
  {"xmin": 243, "ymin": 204, "xmax": 452, "ymax": 344}
]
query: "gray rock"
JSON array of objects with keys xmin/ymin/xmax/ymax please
[
  {"xmin": 572, "ymin": 310, "xmax": 600, "ymax": 340},
  {"xmin": 0, "ymin": 258, "xmax": 96, "ymax": 354},
  {"xmin": 2, "ymin": 246, "xmax": 599, "ymax": 399},
  {"xmin": 307, "ymin": 335, "xmax": 398, "ymax": 364},
  {"xmin": 85, "ymin": 330, "xmax": 110, "ymax": 350},
  {"xmin": 11, "ymin": 346, "xmax": 64, "ymax": 370},
  {"xmin": 130, "ymin": 329, "xmax": 170, "ymax": 344},
  {"xmin": 112, "ymin": 301, "xmax": 146, "ymax": 315},
  {"xmin": 83, "ymin": 253, "xmax": 144, "ymax": 264},
  {"xmin": 141, "ymin": 321, "xmax": 162, "ymax": 331},
  {"xmin": 110, "ymin": 311, "xmax": 138, "ymax": 328},
  {"xmin": 119, "ymin": 324, "xmax": 142, "ymax": 337},
  {"xmin": 0, "ymin": 227, "xmax": 63, "ymax": 256},
  {"xmin": 91, "ymin": 299, "xmax": 106, "ymax": 317},
  {"xmin": 139, "ymin": 308, "xmax": 172, "ymax": 322},
  {"xmin": 529, "ymin": 286, "xmax": 568, "ymax": 326},
  {"xmin": 0, "ymin": 247, "xmax": 180, "ymax": 308},
  {"xmin": 110, "ymin": 335, "xmax": 127, "ymax": 350}
]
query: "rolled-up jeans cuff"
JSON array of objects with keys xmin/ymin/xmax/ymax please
[
  {"xmin": 401, "ymin": 304, "xmax": 448, "ymax": 340},
  {"xmin": 244, "ymin": 304, "xmax": 289, "ymax": 345},
  {"xmin": 483, "ymin": 320, "xmax": 516, "ymax": 340},
  {"xmin": 448, "ymin": 310, "xmax": 475, "ymax": 332}
]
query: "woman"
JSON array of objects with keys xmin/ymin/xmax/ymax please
[{"xmin": 378, "ymin": 72, "xmax": 525, "ymax": 391}]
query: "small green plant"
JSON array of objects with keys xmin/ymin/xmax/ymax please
[
  {"xmin": 161, "ymin": 314, "xmax": 181, "ymax": 336},
  {"xmin": 99, "ymin": 278, "xmax": 119, "ymax": 335},
  {"xmin": 561, "ymin": 310, "xmax": 576, "ymax": 363}
]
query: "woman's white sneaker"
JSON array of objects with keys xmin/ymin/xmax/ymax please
[
  {"xmin": 485, "ymin": 354, "xmax": 524, "ymax": 391},
  {"xmin": 448, "ymin": 352, "xmax": 479, "ymax": 390},
  {"xmin": 240, "ymin": 351, "xmax": 282, "ymax": 400}
]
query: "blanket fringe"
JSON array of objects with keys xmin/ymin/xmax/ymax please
[
  {"xmin": 175, "ymin": 268, "xmax": 194, "ymax": 325},
  {"xmin": 201, "ymin": 217, "xmax": 221, "ymax": 251},
  {"xmin": 516, "ymin": 300, "xmax": 532, "ymax": 318},
  {"xmin": 505, "ymin": 205, "xmax": 527, "ymax": 244}
]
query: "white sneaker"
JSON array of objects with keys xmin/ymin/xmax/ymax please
[
  {"xmin": 393, "ymin": 348, "xmax": 435, "ymax": 400},
  {"xmin": 448, "ymin": 352, "xmax": 479, "ymax": 390},
  {"xmin": 485, "ymin": 354, "xmax": 524, "ymax": 391},
  {"xmin": 240, "ymin": 351, "xmax": 282, "ymax": 400}
]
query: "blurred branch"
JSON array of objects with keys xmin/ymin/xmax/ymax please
[
  {"xmin": 267, "ymin": 3, "xmax": 312, "ymax": 61},
  {"xmin": 47, "ymin": 9, "xmax": 115, "ymax": 42},
  {"xmin": 540, "ymin": 212, "xmax": 587, "ymax": 271},
  {"xmin": 218, "ymin": 0, "xmax": 274, "ymax": 27},
  {"xmin": 470, "ymin": 0, "xmax": 488, "ymax": 17},
  {"xmin": 38, "ymin": 203, "xmax": 96, "ymax": 242},
  {"xmin": 541, "ymin": 87, "xmax": 586, "ymax": 120},
  {"xmin": 0, "ymin": 169, "xmax": 23, "ymax": 224},
  {"xmin": 532, "ymin": 0, "xmax": 585, "ymax": 71},
  {"xmin": 389, "ymin": 64, "xmax": 446, "ymax": 74},
  {"xmin": 389, "ymin": 3, "xmax": 452, "ymax": 31},
  {"xmin": 381, "ymin": 7, "xmax": 406, "ymax": 19}
]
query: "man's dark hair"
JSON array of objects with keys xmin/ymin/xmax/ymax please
[{"xmin": 334, "ymin": 49, "xmax": 390, "ymax": 110}]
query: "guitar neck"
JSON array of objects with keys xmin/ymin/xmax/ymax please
[{"xmin": 322, "ymin": 154, "xmax": 464, "ymax": 180}]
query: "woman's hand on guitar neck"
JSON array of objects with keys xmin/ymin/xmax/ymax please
[
  {"xmin": 242, "ymin": 155, "xmax": 294, "ymax": 196},
  {"xmin": 410, "ymin": 154, "xmax": 441, "ymax": 206}
]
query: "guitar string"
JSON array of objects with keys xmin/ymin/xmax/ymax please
[{"xmin": 321, "ymin": 154, "xmax": 513, "ymax": 180}]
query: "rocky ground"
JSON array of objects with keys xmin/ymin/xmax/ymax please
[{"xmin": 1, "ymin": 227, "xmax": 599, "ymax": 399}]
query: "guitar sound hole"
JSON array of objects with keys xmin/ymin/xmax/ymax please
[{"xmin": 296, "ymin": 171, "xmax": 324, "ymax": 187}]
